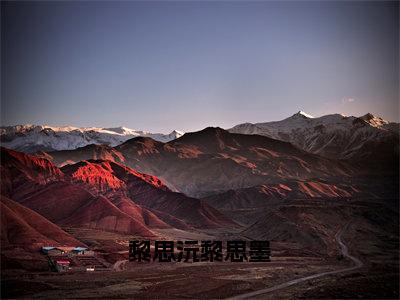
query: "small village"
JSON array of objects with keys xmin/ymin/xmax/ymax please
[{"xmin": 41, "ymin": 246, "xmax": 111, "ymax": 272}]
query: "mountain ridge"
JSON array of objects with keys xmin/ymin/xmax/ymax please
[
  {"xmin": 39, "ymin": 127, "xmax": 357, "ymax": 197},
  {"xmin": 229, "ymin": 111, "xmax": 399, "ymax": 161},
  {"xmin": 0, "ymin": 124, "xmax": 185, "ymax": 153},
  {"xmin": 1, "ymin": 147, "xmax": 237, "ymax": 234}
]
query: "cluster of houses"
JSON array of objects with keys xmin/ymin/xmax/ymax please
[
  {"xmin": 41, "ymin": 246, "xmax": 96, "ymax": 272},
  {"xmin": 41, "ymin": 246, "xmax": 93, "ymax": 256}
]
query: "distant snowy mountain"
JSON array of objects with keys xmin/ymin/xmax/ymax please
[
  {"xmin": 229, "ymin": 111, "xmax": 399, "ymax": 160},
  {"xmin": 0, "ymin": 124, "xmax": 184, "ymax": 153}
]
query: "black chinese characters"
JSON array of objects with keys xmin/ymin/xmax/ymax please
[{"xmin": 129, "ymin": 240, "xmax": 271, "ymax": 263}]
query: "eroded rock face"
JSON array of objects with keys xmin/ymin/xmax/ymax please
[
  {"xmin": 0, "ymin": 147, "xmax": 238, "ymax": 245},
  {"xmin": 1, "ymin": 195, "xmax": 85, "ymax": 250}
]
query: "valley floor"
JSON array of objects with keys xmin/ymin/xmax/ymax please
[
  {"xmin": 1, "ymin": 198, "xmax": 398, "ymax": 299},
  {"xmin": 2, "ymin": 258, "xmax": 398, "ymax": 299}
]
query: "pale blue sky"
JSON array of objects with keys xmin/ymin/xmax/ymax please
[{"xmin": 1, "ymin": 1, "xmax": 398, "ymax": 132}]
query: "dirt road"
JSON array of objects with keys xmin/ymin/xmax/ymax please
[{"xmin": 227, "ymin": 223, "xmax": 363, "ymax": 299}]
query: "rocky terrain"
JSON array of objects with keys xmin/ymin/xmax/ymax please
[{"xmin": 1, "ymin": 114, "xmax": 398, "ymax": 299}]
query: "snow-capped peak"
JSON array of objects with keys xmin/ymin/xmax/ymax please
[
  {"xmin": 103, "ymin": 126, "xmax": 145, "ymax": 135},
  {"xmin": 359, "ymin": 113, "xmax": 389, "ymax": 128},
  {"xmin": 293, "ymin": 111, "xmax": 314, "ymax": 118},
  {"xmin": 171, "ymin": 130, "xmax": 185, "ymax": 136}
]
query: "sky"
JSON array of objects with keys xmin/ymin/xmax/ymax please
[{"xmin": 1, "ymin": 1, "xmax": 399, "ymax": 133}]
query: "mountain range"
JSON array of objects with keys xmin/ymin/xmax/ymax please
[
  {"xmin": 230, "ymin": 111, "xmax": 399, "ymax": 161},
  {"xmin": 1, "ymin": 147, "xmax": 237, "ymax": 245},
  {"xmin": 38, "ymin": 127, "xmax": 357, "ymax": 197},
  {"xmin": 0, "ymin": 124, "xmax": 184, "ymax": 153},
  {"xmin": 2, "ymin": 112, "xmax": 398, "ymax": 158},
  {"xmin": 1, "ymin": 111, "xmax": 398, "ymax": 261}
]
